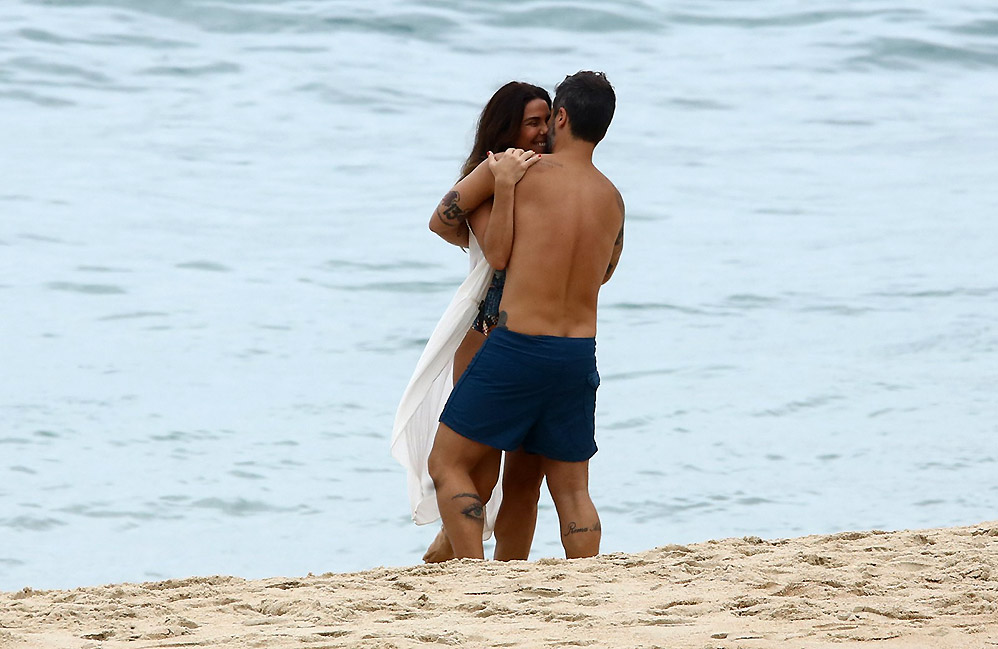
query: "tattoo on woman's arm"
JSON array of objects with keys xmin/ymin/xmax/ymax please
[{"xmin": 436, "ymin": 191, "xmax": 471, "ymax": 226}]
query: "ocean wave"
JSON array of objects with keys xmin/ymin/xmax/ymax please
[
  {"xmin": 667, "ymin": 8, "xmax": 920, "ymax": 29},
  {"xmin": 17, "ymin": 0, "xmax": 664, "ymax": 37},
  {"xmin": 0, "ymin": 89, "xmax": 75, "ymax": 106},
  {"xmin": 477, "ymin": 3, "xmax": 663, "ymax": 33},
  {"xmin": 46, "ymin": 282, "xmax": 127, "ymax": 295},
  {"xmin": 943, "ymin": 18, "xmax": 998, "ymax": 38},
  {"xmin": 848, "ymin": 37, "xmax": 998, "ymax": 70},
  {"xmin": 18, "ymin": 0, "xmax": 462, "ymax": 39}
]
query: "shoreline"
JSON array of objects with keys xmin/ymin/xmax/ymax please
[{"xmin": 2, "ymin": 522, "xmax": 996, "ymax": 648}]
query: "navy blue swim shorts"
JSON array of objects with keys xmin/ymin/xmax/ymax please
[{"xmin": 439, "ymin": 326, "xmax": 599, "ymax": 462}]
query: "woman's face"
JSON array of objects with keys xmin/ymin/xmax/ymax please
[{"xmin": 515, "ymin": 98, "xmax": 551, "ymax": 152}]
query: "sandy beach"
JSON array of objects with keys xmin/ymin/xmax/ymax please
[{"xmin": 2, "ymin": 522, "xmax": 996, "ymax": 649}]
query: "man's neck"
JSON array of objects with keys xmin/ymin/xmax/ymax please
[{"xmin": 552, "ymin": 135, "xmax": 596, "ymax": 162}]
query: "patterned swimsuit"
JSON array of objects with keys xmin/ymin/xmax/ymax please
[{"xmin": 471, "ymin": 269, "xmax": 506, "ymax": 335}]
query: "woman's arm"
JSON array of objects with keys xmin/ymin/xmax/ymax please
[
  {"xmin": 428, "ymin": 159, "xmax": 497, "ymax": 246},
  {"xmin": 483, "ymin": 176, "xmax": 515, "ymax": 270},
  {"xmin": 482, "ymin": 149, "xmax": 540, "ymax": 270},
  {"xmin": 466, "ymin": 202, "xmax": 492, "ymax": 250}
]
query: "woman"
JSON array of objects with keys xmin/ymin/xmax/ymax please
[{"xmin": 391, "ymin": 81, "xmax": 550, "ymax": 562}]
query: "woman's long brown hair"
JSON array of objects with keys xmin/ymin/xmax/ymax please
[{"xmin": 460, "ymin": 81, "xmax": 551, "ymax": 179}]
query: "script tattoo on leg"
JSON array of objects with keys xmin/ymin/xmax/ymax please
[
  {"xmin": 563, "ymin": 520, "xmax": 602, "ymax": 537},
  {"xmin": 436, "ymin": 191, "xmax": 471, "ymax": 226},
  {"xmin": 452, "ymin": 492, "xmax": 484, "ymax": 520}
]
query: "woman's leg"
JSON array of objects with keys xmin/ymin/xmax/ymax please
[
  {"xmin": 493, "ymin": 448, "xmax": 544, "ymax": 560},
  {"xmin": 422, "ymin": 527, "xmax": 453, "ymax": 563},
  {"xmin": 454, "ymin": 329, "xmax": 486, "ymax": 384}
]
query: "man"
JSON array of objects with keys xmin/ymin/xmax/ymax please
[{"xmin": 426, "ymin": 71, "xmax": 624, "ymax": 560}]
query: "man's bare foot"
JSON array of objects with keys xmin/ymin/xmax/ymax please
[{"xmin": 422, "ymin": 526, "xmax": 455, "ymax": 563}]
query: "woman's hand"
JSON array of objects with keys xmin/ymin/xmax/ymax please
[{"xmin": 488, "ymin": 148, "xmax": 541, "ymax": 187}]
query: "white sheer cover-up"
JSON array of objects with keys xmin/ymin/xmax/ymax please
[{"xmin": 390, "ymin": 233, "xmax": 503, "ymax": 538}]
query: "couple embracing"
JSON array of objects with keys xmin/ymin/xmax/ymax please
[{"xmin": 391, "ymin": 71, "xmax": 624, "ymax": 562}]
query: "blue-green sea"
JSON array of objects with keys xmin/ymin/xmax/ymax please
[{"xmin": 2, "ymin": 0, "xmax": 996, "ymax": 590}]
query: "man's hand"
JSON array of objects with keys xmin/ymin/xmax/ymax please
[{"xmin": 488, "ymin": 148, "xmax": 541, "ymax": 187}]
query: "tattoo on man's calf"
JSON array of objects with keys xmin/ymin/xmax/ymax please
[
  {"xmin": 563, "ymin": 520, "xmax": 602, "ymax": 537},
  {"xmin": 452, "ymin": 492, "xmax": 484, "ymax": 520}
]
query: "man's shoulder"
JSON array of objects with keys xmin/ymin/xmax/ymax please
[
  {"xmin": 524, "ymin": 156, "xmax": 564, "ymax": 177},
  {"xmin": 518, "ymin": 156, "xmax": 562, "ymax": 193},
  {"xmin": 589, "ymin": 169, "xmax": 623, "ymax": 217},
  {"xmin": 587, "ymin": 164, "xmax": 617, "ymax": 190},
  {"xmin": 610, "ymin": 182, "xmax": 624, "ymax": 218}
]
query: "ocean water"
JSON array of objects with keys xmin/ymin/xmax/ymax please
[{"xmin": 2, "ymin": 0, "xmax": 997, "ymax": 590}]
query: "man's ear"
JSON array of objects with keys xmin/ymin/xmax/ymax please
[{"xmin": 556, "ymin": 106, "xmax": 568, "ymax": 128}]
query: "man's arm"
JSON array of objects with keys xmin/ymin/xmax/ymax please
[
  {"xmin": 428, "ymin": 160, "xmax": 496, "ymax": 246},
  {"xmin": 602, "ymin": 189, "xmax": 625, "ymax": 284}
]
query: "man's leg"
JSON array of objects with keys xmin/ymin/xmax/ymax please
[
  {"xmin": 493, "ymin": 449, "xmax": 544, "ymax": 561},
  {"xmin": 423, "ymin": 449, "xmax": 501, "ymax": 563},
  {"xmin": 543, "ymin": 457, "xmax": 600, "ymax": 558},
  {"xmin": 424, "ymin": 328, "xmax": 490, "ymax": 563},
  {"xmin": 427, "ymin": 423, "xmax": 500, "ymax": 559}
]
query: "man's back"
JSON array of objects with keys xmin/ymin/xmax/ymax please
[{"xmin": 500, "ymin": 154, "xmax": 623, "ymax": 338}]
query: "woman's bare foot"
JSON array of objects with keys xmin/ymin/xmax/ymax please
[{"xmin": 422, "ymin": 526, "xmax": 455, "ymax": 563}]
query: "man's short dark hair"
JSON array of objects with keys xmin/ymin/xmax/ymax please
[{"xmin": 553, "ymin": 71, "xmax": 615, "ymax": 144}]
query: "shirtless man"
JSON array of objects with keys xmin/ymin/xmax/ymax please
[{"xmin": 426, "ymin": 71, "xmax": 624, "ymax": 560}]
